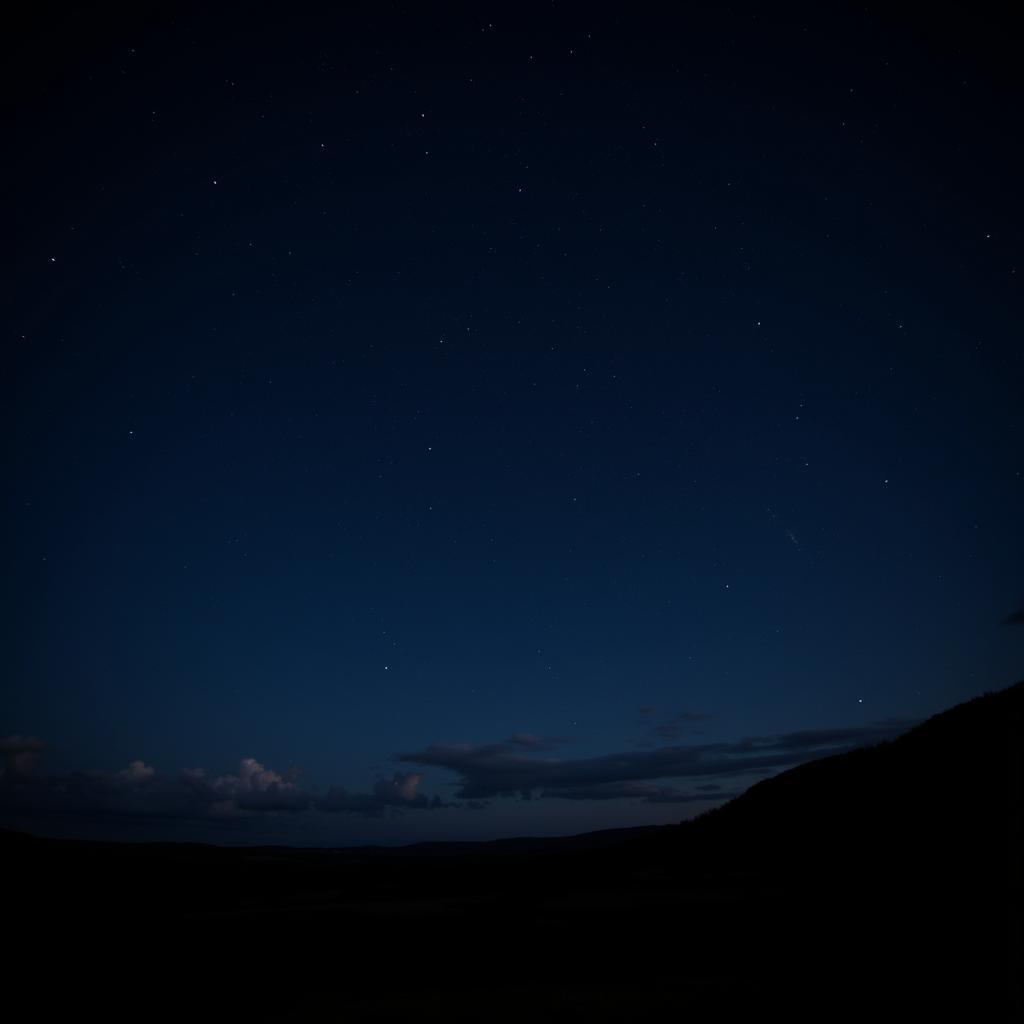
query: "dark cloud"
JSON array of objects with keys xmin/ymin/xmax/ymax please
[
  {"xmin": 542, "ymin": 782, "xmax": 741, "ymax": 804},
  {"xmin": 1001, "ymin": 607, "xmax": 1024, "ymax": 625},
  {"xmin": 316, "ymin": 772, "xmax": 445, "ymax": 817},
  {"xmin": 234, "ymin": 787, "xmax": 311, "ymax": 812},
  {"xmin": 398, "ymin": 721, "xmax": 913, "ymax": 801}
]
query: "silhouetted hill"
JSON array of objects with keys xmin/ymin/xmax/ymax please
[
  {"xmin": 6, "ymin": 683, "xmax": 1021, "ymax": 1018},
  {"xmin": 657, "ymin": 682, "xmax": 1023, "ymax": 1014},
  {"xmin": 688, "ymin": 680, "xmax": 1023, "ymax": 872}
]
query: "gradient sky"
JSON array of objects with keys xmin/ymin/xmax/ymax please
[{"xmin": 3, "ymin": 3, "xmax": 1021, "ymax": 845}]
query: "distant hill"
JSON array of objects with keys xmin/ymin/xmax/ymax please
[{"xmin": 6, "ymin": 682, "xmax": 1021, "ymax": 1018}]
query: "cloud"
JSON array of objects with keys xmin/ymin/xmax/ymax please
[
  {"xmin": 209, "ymin": 757, "xmax": 310, "ymax": 811},
  {"xmin": 0, "ymin": 737, "xmax": 454, "ymax": 829},
  {"xmin": 118, "ymin": 760, "xmax": 156, "ymax": 783},
  {"xmin": 398, "ymin": 721, "xmax": 912, "ymax": 802},
  {"xmin": 316, "ymin": 772, "xmax": 445, "ymax": 817},
  {"xmin": 0, "ymin": 753, "xmax": 318, "ymax": 822},
  {"xmin": 0, "ymin": 716, "xmax": 915, "ymax": 832},
  {"xmin": 542, "ymin": 782, "xmax": 742, "ymax": 804},
  {"xmin": 1001, "ymin": 607, "xmax": 1024, "ymax": 625}
]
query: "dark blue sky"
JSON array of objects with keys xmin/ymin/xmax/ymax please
[{"xmin": 3, "ymin": 3, "xmax": 1021, "ymax": 844}]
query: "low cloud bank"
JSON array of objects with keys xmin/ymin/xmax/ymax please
[
  {"xmin": 1, "ymin": 716, "xmax": 911, "ymax": 833},
  {"xmin": 0, "ymin": 746, "xmax": 442, "ymax": 825},
  {"xmin": 398, "ymin": 722, "xmax": 911, "ymax": 801}
]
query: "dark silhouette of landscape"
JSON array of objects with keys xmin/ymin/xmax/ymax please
[{"xmin": 6, "ymin": 682, "xmax": 1021, "ymax": 1018}]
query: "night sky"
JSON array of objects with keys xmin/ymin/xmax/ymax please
[{"xmin": 3, "ymin": 4, "xmax": 1021, "ymax": 846}]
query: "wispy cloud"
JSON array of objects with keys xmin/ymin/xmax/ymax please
[
  {"xmin": 541, "ymin": 781, "xmax": 742, "ymax": 804},
  {"xmin": 398, "ymin": 721, "xmax": 912, "ymax": 802}
]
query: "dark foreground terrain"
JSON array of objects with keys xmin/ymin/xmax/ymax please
[{"xmin": 6, "ymin": 683, "xmax": 1021, "ymax": 1018}]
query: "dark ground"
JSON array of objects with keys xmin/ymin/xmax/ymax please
[{"xmin": 6, "ymin": 683, "xmax": 1021, "ymax": 1018}]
